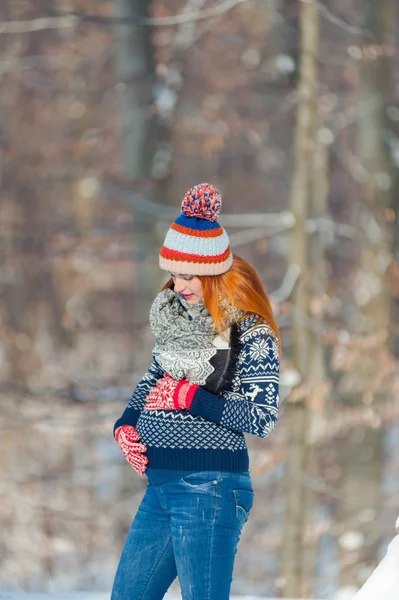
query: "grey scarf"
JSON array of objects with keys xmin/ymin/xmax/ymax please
[{"xmin": 149, "ymin": 288, "xmax": 219, "ymax": 385}]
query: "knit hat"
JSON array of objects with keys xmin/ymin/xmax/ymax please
[{"xmin": 159, "ymin": 183, "xmax": 233, "ymax": 276}]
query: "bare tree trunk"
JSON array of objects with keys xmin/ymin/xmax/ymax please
[
  {"xmin": 302, "ymin": 119, "xmax": 331, "ymax": 597},
  {"xmin": 113, "ymin": 0, "xmax": 163, "ymax": 321},
  {"xmin": 280, "ymin": 1, "xmax": 320, "ymax": 596},
  {"xmin": 337, "ymin": 0, "xmax": 397, "ymax": 588},
  {"xmin": 1, "ymin": 0, "xmax": 69, "ymax": 376},
  {"xmin": 356, "ymin": 0, "xmax": 395, "ymax": 332},
  {"xmin": 114, "ymin": 0, "xmax": 159, "ymax": 181}
]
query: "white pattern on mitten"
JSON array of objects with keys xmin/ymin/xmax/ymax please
[{"xmin": 115, "ymin": 425, "xmax": 148, "ymax": 476}]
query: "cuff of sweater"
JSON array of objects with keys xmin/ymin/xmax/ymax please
[
  {"xmin": 188, "ymin": 388, "xmax": 226, "ymax": 423},
  {"xmin": 113, "ymin": 408, "xmax": 141, "ymax": 437},
  {"xmin": 173, "ymin": 380, "xmax": 200, "ymax": 410}
]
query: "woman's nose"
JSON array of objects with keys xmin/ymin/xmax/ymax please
[{"xmin": 174, "ymin": 278, "xmax": 186, "ymax": 293}]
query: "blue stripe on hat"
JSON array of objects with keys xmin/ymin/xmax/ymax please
[{"xmin": 175, "ymin": 215, "xmax": 221, "ymax": 231}]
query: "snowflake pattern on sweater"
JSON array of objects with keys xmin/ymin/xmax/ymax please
[
  {"xmin": 114, "ymin": 314, "xmax": 279, "ymax": 472},
  {"xmin": 215, "ymin": 320, "xmax": 280, "ymax": 438}
]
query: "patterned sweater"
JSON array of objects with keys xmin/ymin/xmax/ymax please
[{"xmin": 114, "ymin": 314, "xmax": 280, "ymax": 472}]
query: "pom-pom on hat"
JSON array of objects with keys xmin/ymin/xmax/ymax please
[{"xmin": 159, "ymin": 182, "xmax": 233, "ymax": 276}]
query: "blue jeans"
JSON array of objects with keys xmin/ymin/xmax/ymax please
[{"xmin": 111, "ymin": 469, "xmax": 254, "ymax": 600}]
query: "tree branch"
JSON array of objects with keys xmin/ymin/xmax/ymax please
[
  {"xmin": 302, "ymin": 0, "xmax": 366, "ymax": 36},
  {"xmin": 103, "ymin": 182, "xmax": 296, "ymax": 229},
  {"xmin": 0, "ymin": 15, "xmax": 78, "ymax": 34},
  {"xmin": 136, "ymin": 0, "xmax": 250, "ymax": 26},
  {"xmin": 0, "ymin": 0, "xmax": 252, "ymax": 34},
  {"xmin": 271, "ymin": 264, "xmax": 301, "ymax": 303}
]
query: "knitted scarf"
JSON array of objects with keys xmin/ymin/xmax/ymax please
[{"xmin": 149, "ymin": 288, "xmax": 218, "ymax": 385}]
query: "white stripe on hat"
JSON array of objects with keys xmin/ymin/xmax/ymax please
[{"xmin": 163, "ymin": 228, "xmax": 230, "ymax": 257}]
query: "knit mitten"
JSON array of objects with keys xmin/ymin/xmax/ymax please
[
  {"xmin": 145, "ymin": 374, "xmax": 199, "ymax": 411},
  {"xmin": 115, "ymin": 425, "xmax": 148, "ymax": 476}
]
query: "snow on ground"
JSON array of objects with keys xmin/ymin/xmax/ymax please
[
  {"xmin": 5, "ymin": 533, "xmax": 397, "ymax": 600},
  {"xmin": 0, "ymin": 594, "xmax": 314, "ymax": 600}
]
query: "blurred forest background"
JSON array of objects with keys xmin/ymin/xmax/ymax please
[{"xmin": 0, "ymin": 0, "xmax": 398, "ymax": 598}]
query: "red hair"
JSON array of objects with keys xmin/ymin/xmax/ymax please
[{"xmin": 162, "ymin": 254, "xmax": 281, "ymax": 348}]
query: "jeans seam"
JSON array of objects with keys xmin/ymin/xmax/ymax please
[
  {"xmin": 140, "ymin": 535, "xmax": 172, "ymax": 600},
  {"xmin": 205, "ymin": 494, "xmax": 217, "ymax": 600},
  {"xmin": 206, "ymin": 474, "xmax": 221, "ymax": 599}
]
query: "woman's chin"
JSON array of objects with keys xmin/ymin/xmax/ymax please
[{"xmin": 185, "ymin": 296, "xmax": 201, "ymax": 304}]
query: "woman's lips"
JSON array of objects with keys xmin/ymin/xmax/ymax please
[{"xmin": 183, "ymin": 293, "xmax": 194, "ymax": 299}]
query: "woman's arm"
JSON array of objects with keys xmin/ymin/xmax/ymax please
[
  {"xmin": 113, "ymin": 356, "xmax": 164, "ymax": 435},
  {"xmin": 189, "ymin": 325, "xmax": 279, "ymax": 438}
]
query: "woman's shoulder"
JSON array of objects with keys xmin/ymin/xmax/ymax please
[
  {"xmin": 237, "ymin": 315, "xmax": 280, "ymax": 366},
  {"xmin": 238, "ymin": 313, "xmax": 278, "ymax": 342}
]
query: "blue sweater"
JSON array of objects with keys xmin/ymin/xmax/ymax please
[{"xmin": 114, "ymin": 314, "xmax": 280, "ymax": 472}]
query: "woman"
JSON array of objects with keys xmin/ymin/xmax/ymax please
[{"xmin": 111, "ymin": 183, "xmax": 280, "ymax": 600}]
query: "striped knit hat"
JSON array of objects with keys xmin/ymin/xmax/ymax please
[{"xmin": 159, "ymin": 183, "xmax": 233, "ymax": 276}]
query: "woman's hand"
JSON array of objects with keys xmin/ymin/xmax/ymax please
[
  {"xmin": 145, "ymin": 373, "xmax": 199, "ymax": 411},
  {"xmin": 114, "ymin": 425, "xmax": 148, "ymax": 476}
]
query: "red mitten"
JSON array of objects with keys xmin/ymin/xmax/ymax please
[
  {"xmin": 145, "ymin": 374, "xmax": 199, "ymax": 411},
  {"xmin": 115, "ymin": 425, "xmax": 148, "ymax": 476}
]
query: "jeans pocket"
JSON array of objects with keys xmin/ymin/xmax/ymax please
[
  {"xmin": 233, "ymin": 489, "xmax": 254, "ymax": 526},
  {"xmin": 181, "ymin": 471, "xmax": 219, "ymax": 489}
]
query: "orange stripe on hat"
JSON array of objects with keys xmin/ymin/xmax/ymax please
[
  {"xmin": 170, "ymin": 222, "xmax": 224, "ymax": 238},
  {"xmin": 160, "ymin": 246, "xmax": 231, "ymax": 264}
]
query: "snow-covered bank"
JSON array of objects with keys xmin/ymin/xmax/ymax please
[{"xmin": 350, "ymin": 534, "xmax": 399, "ymax": 600}]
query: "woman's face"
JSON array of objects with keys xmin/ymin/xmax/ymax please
[{"xmin": 169, "ymin": 272, "xmax": 204, "ymax": 304}]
